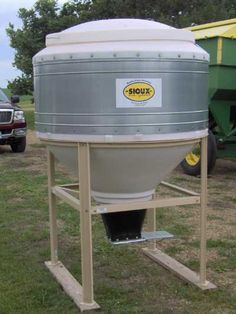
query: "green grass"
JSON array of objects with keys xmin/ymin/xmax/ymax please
[
  {"xmin": 18, "ymin": 92, "xmax": 35, "ymax": 130},
  {"xmin": 0, "ymin": 147, "xmax": 236, "ymax": 313},
  {"xmin": 25, "ymin": 110, "xmax": 35, "ymax": 130}
]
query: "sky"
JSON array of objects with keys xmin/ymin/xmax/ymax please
[{"xmin": 0, "ymin": 0, "xmax": 66, "ymax": 88}]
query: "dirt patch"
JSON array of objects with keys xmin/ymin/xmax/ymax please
[
  {"xmin": 27, "ymin": 129, "xmax": 41, "ymax": 145},
  {"xmin": 0, "ymin": 130, "xmax": 47, "ymax": 174}
]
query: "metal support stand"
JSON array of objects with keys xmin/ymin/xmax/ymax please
[
  {"xmin": 146, "ymin": 195, "xmax": 157, "ymax": 250},
  {"xmin": 45, "ymin": 145, "xmax": 99, "ymax": 312},
  {"xmin": 200, "ymin": 136, "xmax": 208, "ymax": 285},
  {"xmin": 47, "ymin": 149, "xmax": 58, "ymax": 265},
  {"xmin": 44, "ymin": 136, "xmax": 216, "ymax": 312}
]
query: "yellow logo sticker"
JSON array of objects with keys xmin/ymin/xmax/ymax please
[{"xmin": 123, "ymin": 82, "xmax": 155, "ymax": 102}]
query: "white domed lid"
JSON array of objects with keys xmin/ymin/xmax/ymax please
[{"xmin": 46, "ymin": 18, "xmax": 195, "ymax": 46}]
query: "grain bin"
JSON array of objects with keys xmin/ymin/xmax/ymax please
[
  {"xmin": 33, "ymin": 19, "xmax": 209, "ymax": 242},
  {"xmin": 33, "ymin": 19, "xmax": 215, "ymax": 310}
]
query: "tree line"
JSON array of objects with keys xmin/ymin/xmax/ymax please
[{"xmin": 6, "ymin": 0, "xmax": 236, "ymax": 94}]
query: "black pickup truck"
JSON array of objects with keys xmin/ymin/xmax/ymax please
[{"xmin": 0, "ymin": 89, "xmax": 27, "ymax": 152}]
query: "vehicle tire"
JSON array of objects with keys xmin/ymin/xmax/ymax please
[
  {"xmin": 180, "ymin": 130, "xmax": 217, "ymax": 176},
  {"xmin": 11, "ymin": 137, "xmax": 26, "ymax": 153}
]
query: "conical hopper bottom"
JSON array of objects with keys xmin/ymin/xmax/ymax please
[
  {"xmin": 48, "ymin": 141, "xmax": 193, "ymax": 202},
  {"xmin": 47, "ymin": 138, "xmax": 197, "ymax": 242}
]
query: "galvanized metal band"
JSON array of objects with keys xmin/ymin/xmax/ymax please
[
  {"xmin": 35, "ymin": 110, "xmax": 208, "ymax": 116},
  {"xmin": 34, "ymin": 69, "xmax": 209, "ymax": 77},
  {"xmin": 34, "ymin": 58, "xmax": 209, "ymax": 66},
  {"xmin": 35, "ymin": 119, "xmax": 208, "ymax": 128},
  {"xmin": 37, "ymin": 129, "xmax": 208, "ymax": 143},
  {"xmin": 34, "ymin": 51, "xmax": 209, "ymax": 62}
]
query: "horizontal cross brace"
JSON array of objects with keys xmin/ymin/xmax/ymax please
[
  {"xmin": 52, "ymin": 184, "xmax": 200, "ymax": 215},
  {"xmin": 92, "ymin": 196, "xmax": 200, "ymax": 214}
]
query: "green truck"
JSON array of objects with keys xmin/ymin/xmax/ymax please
[{"xmin": 181, "ymin": 18, "xmax": 236, "ymax": 175}]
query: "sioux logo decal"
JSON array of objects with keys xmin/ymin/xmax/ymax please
[{"xmin": 123, "ymin": 82, "xmax": 155, "ymax": 102}]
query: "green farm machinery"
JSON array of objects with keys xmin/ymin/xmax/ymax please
[{"xmin": 181, "ymin": 18, "xmax": 236, "ymax": 175}]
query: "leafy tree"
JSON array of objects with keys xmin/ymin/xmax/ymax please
[
  {"xmin": 7, "ymin": 0, "xmax": 236, "ymax": 94},
  {"xmin": 67, "ymin": 0, "xmax": 236, "ymax": 27},
  {"xmin": 6, "ymin": 0, "xmax": 79, "ymax": 94},
  {"xmin": 7, "ymin": 74, "xmax": 33, "ymax": 95}
]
